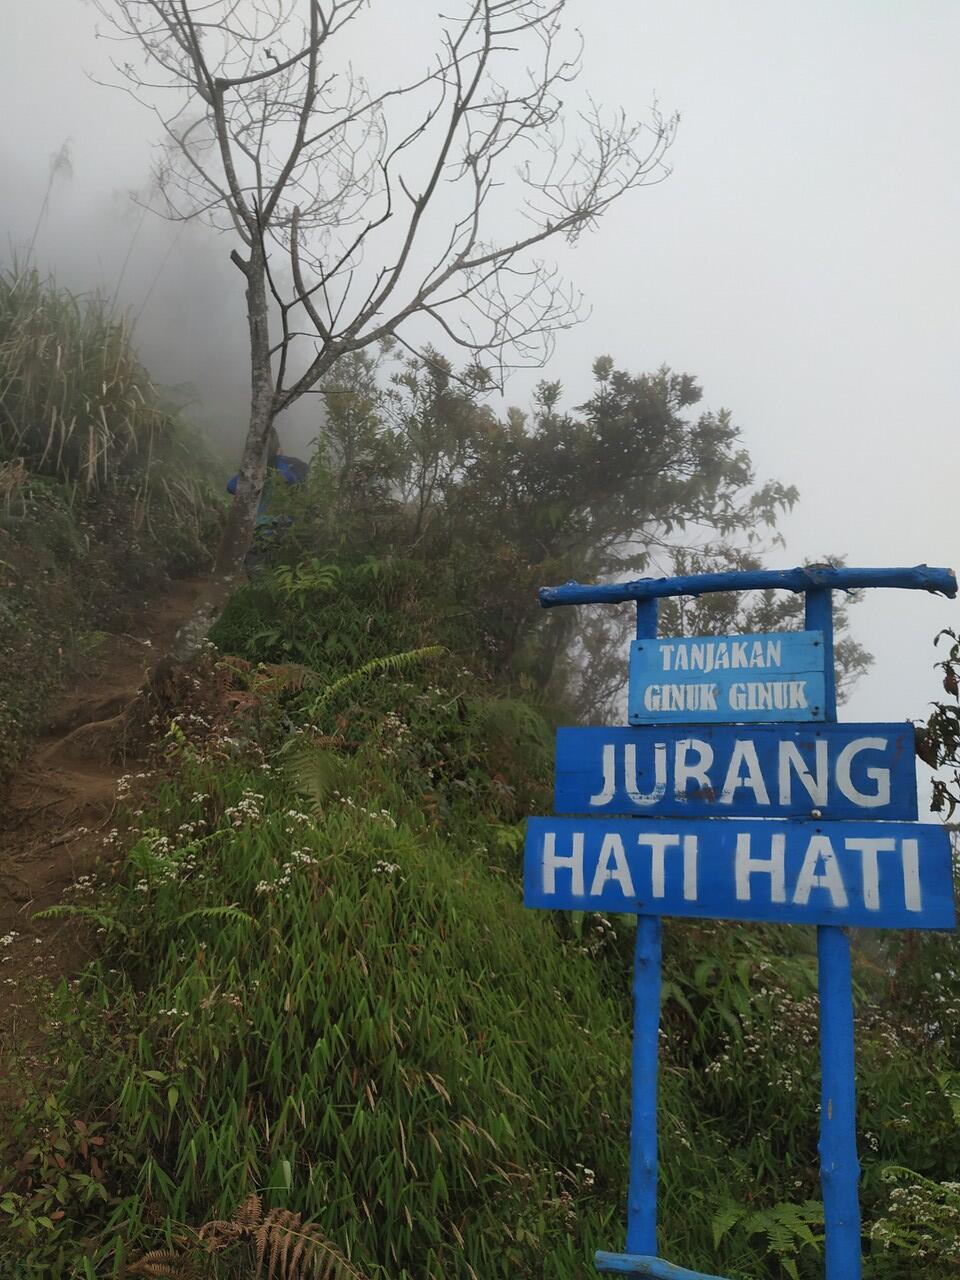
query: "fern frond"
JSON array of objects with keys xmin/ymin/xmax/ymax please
[
  {"xmin": 710, "ymin": 1197, "xmax": 743, "ymax": 1248},
  {"xmin": 255, "ymin": 1207, "xmax": 369, "ymax": 1280},
  {"xmin": 32, "ymin": 904, "xmax": 128, "ymax": 936},
  {"xmin": 255, "ymin": 662, "xmax": 319, "ymax": 693},
  {"xmin": 127, "ymin": 1248, "xmax": 197, "ymax": 1278},
  {"xmin": 310, "ymin": 645, "xmax": 447, "ymax": 717},
  {"xmin": 169, "ymin": 904, "xmax": 256, "ymax": 930},
  {"xmin": 234, "ymin": 1192, "xmax": 264, "ymax": 1231},
  {"xmin": 135, "ymin": 1193, "xmax": 371, "ymax": 1280},
  {"xmin": 285, "ymin": 745, "xmax": 345, "ymax": 814},
  {"xmin": 196, "ymin": 1217, "xmax": 242, "ymax": 1249}
]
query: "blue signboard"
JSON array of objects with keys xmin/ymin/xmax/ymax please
[
  {"xmin": 553, "ymin": 723, "xmax": 918, "ymax": 821},
  {"xmin": 629, "ymin": 629, "xmax": 826, "ymax": 724},
  {"xmin": 524, "ymin": 816, "xmax": 955, "ymax": 930},
  {"xmin": 529, "ymin": 565, "xmax": 958, "ymax": 1280}
]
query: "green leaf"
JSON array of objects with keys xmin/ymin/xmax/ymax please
[
  {"xmin": 168, "ymin": 904, "xmax": 255, "ymax": 929},
  {"xmin": 31, "ymin": 905, "xmax": 128, "ymax": 936}
]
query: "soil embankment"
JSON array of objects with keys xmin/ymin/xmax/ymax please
[{"xmin": 0, "ymin": 579, "xmax": 206, "ymax": 1066}]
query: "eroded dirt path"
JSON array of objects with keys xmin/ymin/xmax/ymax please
[{"xmin": 0, "ymin": 578, "xmax": 207, "ymax": 1072}]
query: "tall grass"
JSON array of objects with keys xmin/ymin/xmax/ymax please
[
  {"xmin": 0, "ymin": 264, "xmax": 220, "ymax": 781},
  {"xmin": 0, "ymin": 265, "xmax": 214, "ymax": 531}
]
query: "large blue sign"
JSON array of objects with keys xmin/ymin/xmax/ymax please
[
  {"xmin": 629, "ymin": 629, "xmax": 826, "ymax": 724},
  {"xmin": 531, "ymin": 566, "xmax": 959, "ymax": 1280},
  {"xmin": 554, "ymin": 723, "xmax": 918, "ymax": 821},
  {"xmin": 524, "ymin": 816, "xmax": 955, "ymax": 930}
]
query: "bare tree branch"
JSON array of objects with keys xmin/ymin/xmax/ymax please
[{"xmin": 91, "ymin": 0, "xmax": 676, "ymax": 571}]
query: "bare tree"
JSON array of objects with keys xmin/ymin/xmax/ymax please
[{"xmin": 91, "ymin": 0, "xmax": 675, "ymax": 580}]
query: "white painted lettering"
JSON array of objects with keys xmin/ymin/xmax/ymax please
[
  {"xmin": 787, "ymin": 681, "xmax": 808, "ymax": 709},
  {"xmin": 645, "ymin": 684, "xmax": 718, "ymax": 713},
  {"xmin": 720, "ymin": 739, "xmax": 771, "ymax": 806},
  {"xmin": 728, "ymin": 680, "xmax": 808, "ymax": 712},
  {"xmin": 543, "ymin": 831, "xmax": 584, "ymax": 896},
  {"xmin": 792, "ymin": 835, "xmax": 848, "ymax": 909},
  {"xmin": 589, "ymin": 743, "xmax": 616, "ymax": 807},
  {"xmin": 735, "ymin": 832, "xmax": 786, "ymax": 903},
  {"xmin": 835, "ymin": 738, "xmax": 891, "ymax": 809},
  {"xmin": 778, "ymin": 740, "xmax": 828, "ymax": 806},
  {"xmin": 844, "ymin": 836, "xmax": 896, "ymax": 910},
  {"xmin": 641, "ymin": 832, "xmax": 681, "ymax": 898},
  {"xmin": 664, "ymin": 686, "xmax": 682, "ymax": 712},
  {"xmin": 625, "ymin": 742, "xmax": 667, "ymax": 806},
  {"xmin": 589, "ymin": 833, "xmax": 635, "ymax": 898},
  {"xmin": 902, "ymin": 839, "xmax": 922, "ymax": 912},
  {"xmin": 683, "ymin": 834, "xmax": 698, "ymax": 901},
  {"xmin": 675, "ymin": 739, "xmax": 715, "ymax": 796}
]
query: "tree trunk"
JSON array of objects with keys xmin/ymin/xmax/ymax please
[
  {"xmin": 165, "ymin": 246, "xmax": 277, "ymax": 664},
  {"xmin": 217, "ymin": 245, "xmax": 276, "ymax": 574}
]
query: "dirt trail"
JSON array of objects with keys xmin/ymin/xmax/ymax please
[{"xmin": 0, "ymin": 578, "xmax": 207, "ymax": 1069}]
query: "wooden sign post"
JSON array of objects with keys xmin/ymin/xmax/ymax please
[{"xmin": 528, "ymin": 565, "xmax": 958, "ymax": 1280}]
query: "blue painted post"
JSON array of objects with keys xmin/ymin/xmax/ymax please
[
  {"xmin": 627, "ymin": 597, "xmax": 662, "ymax": 1256},
  {"xmin": 805, "ymin": 586, "xmax": 862, "ymax": 1279}
]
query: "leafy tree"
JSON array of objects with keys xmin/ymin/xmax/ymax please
[
  {"xmin": 917, "ymin": 628, "xmax": 960, "ymax": 818},
  {"xmin": 384, "ymin": 349, "xmax": 496, "ymax": 546},
  {"xmin": 316, "ymin": 348, "xmax": 398, "ymax": 537},
  {"xmin": 439, "ymin": 360, "xmax": 799, "ymax": 698},
  {"xmin": 261, "ymin": 352, "xmax": 869, "ymax": 713},
  {"xmin": 286, "ymin": 353, "xmax": 867, "ymax": 711}
]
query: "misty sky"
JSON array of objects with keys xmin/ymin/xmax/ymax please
[{"xmin": 4, "ymin": 1, "xmax": 959, "ymax": 757}]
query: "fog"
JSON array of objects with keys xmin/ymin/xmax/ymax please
[{"xmin": 4, "ymin": 0, "xmax": 959, "ymax": 745}]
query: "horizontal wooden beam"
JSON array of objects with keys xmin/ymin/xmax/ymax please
[
  {"xmin": 595, "ymin": 1251, "xmax": 730, "ymax": 1278},
  {"xmin": 539, "ymin": 564, "xmax": 957, "ymax": 609}
]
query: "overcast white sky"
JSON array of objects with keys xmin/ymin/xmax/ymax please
[{"xmin": 4, "ymin": 1, "xmax": 959, "ymax": 769}]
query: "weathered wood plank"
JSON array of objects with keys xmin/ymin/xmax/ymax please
[
  {"xmin": 524, "ymin": 816, "xmax": 955, "ymax": 929},
  {"xmin": 806, "ymin": 585, "xmax": 863, "ymax": 1280},
  {"xmin": 539, "ymin": 564, "xmax": 957, "ymax": 608},
  {"xmin": 628, "ymin": 629, "xmax": 826, "ymax": 724},
  {"xmin": 627, "ymin": 917, "xmax": 661, "ymax": 1253},
  {"xmin": 553, "ymin": 723, "xmax": 918, "ymax": 821},
  {"xmin": 595, "ymin": 1250, "xmax": 731, "ymax": 1278}
]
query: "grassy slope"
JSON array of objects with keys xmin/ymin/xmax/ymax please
[{"xmin": 2, "ymin": 561, "xmax": 958, "ymax": 1279}]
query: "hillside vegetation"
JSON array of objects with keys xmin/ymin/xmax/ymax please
[
  {"xmin": 0, "ymin": 558, "xmax": 956, "ymax": 1278},
  {"xmin": 0, "ymin": 299, "xmax": 957, "ymax": 1278},
  {"xmin": 0, "ymin": 267, "xmax": 218, "ymax": 781}
]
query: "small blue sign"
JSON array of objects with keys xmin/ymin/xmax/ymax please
[
  {"xmin": 553, "ymin": 723, "xmax": 918, "ymax": 821},
  {"xmin": 524, "ymin": 816, "xmax": 955, "ymax": 930},
  {"xmin": 628, "ymin": 630, "xmax": 826, "ymax": 725}
]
